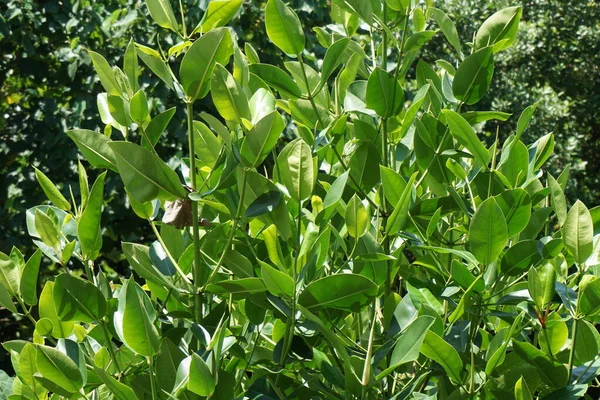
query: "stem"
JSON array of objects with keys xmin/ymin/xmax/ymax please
[
  {"xmin": 361, "ymin": 303, "xmax": 377, "ymax": 397},
  {"xmin": 186, "ymin": 101, "xmax": 203, "ymax": 322},
  {"xmin": 203, "ymin": 170, "xmax": 248, "ymax": 288},
  {"xmin": 568, "ymin": 318, "xmax": 579, "ymax": 382},
  {"xmin": 100, "ymin": 322, "xmax": 123, "ymax": 375},
  {"xmin": 149, "ymin": 220, "xmax": 192, "ymax": 287},
  {"xmin": 147, "ymin": 356, "xmax": 158, "ymax": 400}
]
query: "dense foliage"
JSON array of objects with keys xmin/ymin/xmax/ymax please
[{"xmin": 1, "ymin": 0, "xmax": 600, "ymax": 399}]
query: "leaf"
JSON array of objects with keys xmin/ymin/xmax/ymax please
[
  {"xmin": 516, "ymin": 103, "xmax": 537, "ymax": 140},
  {"xmin": 122, "ymin": 242, "xmax": 176, "ymax": 290},
  {"xmin": 366, "ymin": 67, "xmax": 404, "ymax": 117},
  {"xmin": 539, "ymin": 312, "xmax": 568, "ymax": 355},
  {"xmin": 461, "ymin": 111, "xmax": 511, "ymax": 124},
  {"xmin": 194, "ymin": 0, "xmax": 243, "ymax": 34},
  {"xmin": 265, "ymin": 0, "xmax": 305, "ymax": 56},
  {"xmin": 298, "ymin": 274, "xmax": 378, "ymax": 311},
  {"xmin": 404, "ymin": 30, "xmax": 438, "ymax": 54},
  {"xmin": 136, "ymin": 44, "xmax": 174, "ymax": 89},
  {"xmin": 205, "ymin": 278, "xmax": 268, "ymax": 295},
  {"xmin": 0, "ymin": 252, "xmax": 19, "ymax": 297},
  {"xmin": 531, "ymin": 133, "xmax": 555, "ymax": 171},
  {"xmin": 0, "ymin": 283, "xmax": 16, "ymax": 313},
  {"xmin": 387, "ymin": 172, "xmax": 417, "ymax": 234},
  {"xmin": 94, "ymin": 367, "xmax": 138, "ymax": 400},
  {"xmin": 244, "ymin": 190, "xmax": 282, "ymax": 218},
  {"xmin": 129, "ymin": 90, "xmax": 148, "ymax": 125},
  {"xmin": 249, "ymin": 64, "xmax": 303, "ymax": 98},
  {"xmin": 78, "ymin": 172, "xmax": 106, "ymax": 261},
  {"xmin": 452, "ymin": 46, "xmax": 494, "ymax": 105},
  {"xmin": 320, "ymin": 37, "xmax": 351, "ymax": 86},
  {"xmin": 188, "ymin": 353, "xmax": 215, "ymax": 396},
  {"xmin": 451, "ymin": 260, "xmax": 485, "ymax": 293},
  {"xmin": 34, "ymin": 168, "xmax": 71, "ymax": 211},
  {"xmin": 474, "ymin": 7, "xmax": 522, "ymax": 53},
  {"xmin": 277, "ymin": 138, "xmax": 315, "ymax": 202},
  {"xmin": 66, "ymin": 129, "xmax": 117, "ymax": 171},
  {"xmin": 579, "ymin": 278, "xmax": 600, "ymax": 316},
  {"xmin": 501, "ymin": 240, "xmax": 541, "ymax": 276},
  {"xmin": 39, "ymin": 282, "xmax": 74, "ymax": 339},
  {"xmin": 494, "ymin": 188, "xmax": 531, "ymax": 237},
  {"xmin": 469, "ymin": 197, "xmax": 507, "ymax": 265},
  {"xmin": 211, "ymin": 63, "xmax": 250, "ymax": 123},
  {"xmin": 333, "ymin": 0, "xmax": 373, "ymax": 25},
  {"xmin": 53, "ymin": 274, "xmax": 106, "ymax": 322},
  {"xmin": 574, "ymin": 320, "xmax": 600, "ymax": 363},
  {"xmin": 345, "ymin": 195, "xmax": 368, "ymax": 238},
  {"xmin": 145, "ymin": 0, "xmax": 179, "ymax": 32},
  {"xmin": 420, "ymin": 331, "xmax": 463, "ymax": 383},
  {"xmin": 240, "ymin": 110, "xmax": 285, "ymax": 168},
  {"xmin": 109, "ymin": 141, "xmax": 187, "ymax": 202},
  {"xmin": 515, "ymin": 376, "xmax": 533, "ymax": 400},
  {"xmin": 114, "ymin": 279, "xmax": 160, "ymax": 356},
  {"xmin": 145, "ymin": 107, "xmax": 176, "ymax": 148},
  {"xmin": 180, "ymin": 28, "xmax": 233, "ymax": 101},
  {"xmin": 124, "ymin": 39, "xmax": 139, "ymax": 93},
  {"xmin": 377, "ymin": 316, "xmax": 435, "ymax": 380},
  {"xmin": 430, "ymin": 8, "xmax": 462, "ymax": 57},
  {"xmin": 88, "ymin": 51, "xmax": 120, "ymax": 96},
  {"xmin": 512, "ymin": 340, "xmax": 568, "ymax": 387},
  {"xmin": 260, "ymin": 261, "xmax": 294, "ymax": 298},
  {"xmin": 548, "ymin": 174, "xmax": 567, "ymax": 227},
  {"xmin": 442, "ymin": 110, "xmax": 490, "ymax": 167},
  {"xmin": 528, "ymin": 263, "xmax": 556, "ymax": 310},
  {"xmin": 36, "ymin": 344, "xmax": 83, "ymax": 393},
  {"xmin": 563, "ymin": 200, "xmax": 593, "ymax": 264}
]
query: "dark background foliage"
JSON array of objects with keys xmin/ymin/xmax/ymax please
[{"xmin": 0, "ymin": 0, "xmax": 598, "ymax": 371}]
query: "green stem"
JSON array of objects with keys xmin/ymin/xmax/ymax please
[
  {"xmin": 568, "ymin": 318, "xmax": 579, "ymax": 382},
  {"xmin": 186, "ymin": 101, "xmax": 203, "ymax": 321},
  {"xmin": 361, "ymin": 302, "xmax": 377, "ymax": 398},
  {"xmin": 147, "ymin": 356, "xmax": 158, "ymax": 400},
  {"xmin": 100, "ymin": 322, "xmax": 123, "ymax": 376},
  {"xmin": 203, "ymin": 169, "xmax": 248, "ymax": 288}
]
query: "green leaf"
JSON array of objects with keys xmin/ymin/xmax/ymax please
[
  {"xmin": 516, "ymin": 103, "xmax": 537, "ymax": 140},
  {"xmin": 451, "ymin": 260, "xmax": 484, "ymax": 293},
  {"xmin": 188, "ymin": 353, "xmax": 215, "ymax": 396},
  {"xmin": 0, "ymin": 252, "xmax": 19, "ymax": 297},
  {"xmin": 333, "ymin": 0, "xmax": 373, "ymax": 25},
  {"xmin": 36, "ymin": 344, "xmax": 83, "ymax": 393},
  {"xmin": 320, "ymin": 37, "xmax": 351, "ymax": 86},
  {"xmin": 574, "ymin": 319, "xmax": 600, "ymax": 363},
  {"xmin": 114, "ymin": 279, "xmax": 160, "ymax": 356},
  {"xmin": 180, "ymin": 28, "xmax": 233, "ymax": 101},
  {"xmin": 94, "ymin": 367, "xmax": 138, "ymax": 400},
  {"xmin": 452, "ymin": 46, "xmax": 494, "ymax": 105},
  {"xmin": 145, "ymin": 107, "xmax": 176, "ymax": 148},
  {"xmin": 129, "ymin": 90, "xmax": 148, "ymax": 125},
  {"xmin": 278, "ymin": 138, "xmax": 315, "ymax": 202},
  {"xmin": 194, "ymin": 0, "xmax": 243, "ymax": 34},
  {"xmin": 494, "ymin": 188, "xmax": 531, "ymax": 237},
  {"xmin": 88, "ymin": 51, "xmax": 120, "ymax": 96},
  {"xmin": 531, "ymin": 133, "xmax": 555, "ymax": 171},
  {"xmin": 512, "ymin": 340, "xmax": 568, "ymax": 387},
  {"xmin": 39, "ymin": 282, "xmax": 74, "ymax": 339},
  {"xmin": 34, "ymin": 209, "xmax": 60, "ymax": 251},
  {"xmin": 240, "ymin": 110, "xmax": 285, "ymax": 167},
  {"xmin": 539, "ymin": 312, "xmax": 567, "ymax": 355},
  {"xmin": 124, "ymin": 39, "xmax": 139, "ymax": 93},
  {"xmin": 34, "ymin": 168, "xmax": 71, "ymax": 211},
  {"xmin": 380, "ymin": 166, "xmax": 406, "ymax": 206},
  {"xmin": 430, "ymin": 8, "xmax": 462, "ymax": 57},
  {"xmin": 563, "ymin": 200, "xmax": 593, "ymax": 264},
  {"xmin": 420, "ymin": 331, "xmax": 463, "ymax": 383},
  {"xmin": 205, "ymin": 278, "xmax": 268, "ymax": 295},
  {"xmin": 469, "ymin": 197, "xmax": 508, "ymax": 265},
  {"xmin": 442, "ymin": 110, "xmax": 490, "ymax": 167},
  {"xmin": 298, "ymin": 274, "xmax": 378, "ymax": 311},
  {"xmin": 145, "ymin": 0, "xmax": 179, "ymax": 32},
  {"xmin": 579, "ymin": 278, "xmax": 600, "ymax": 316},
  {"xmin": 78, "ymin": 172, "xmax": 106, "ymax": 261},
  {"xmin": 53, "ymin": 273, "xmax": 106, "ymax": 323},
  {"xmin": 109, "ymin": 141, "xmax": 187, "ymax": 202},
  {"xmin": 461, "ymin": 111, "xmax": 511, "ymax": 125},
  {"xmin": 387, "ymin": 172, "xmax": 417, "ymax": 234},
  {"xmin": 548, "ymin": 174, "xmax": 567, "ymax": 227},
  {"xmin": 136, "ymin": 43, "xmax": 175, "ymax": 90},
  {"xmin": 377, "ymin": 316, "xmax": 435, "ymax": 380},
  {"xmin": 404, "ymin": 30, "xmax": 438, "ymax": 54},
  {"xmin": 122, "ymin": 242, "xmax": 176, "ymax": 290},
  {"xmin": 66, "ymin": 129, "xmax": 117, "ymax": 171},
  {"xmin": 345, "ymin": 195, "xmax": 369, "ymax": 238},
  {"xmin": 249, "ymin": 88, "xmax": 276, "ymax": 124},
  {"xmin": 528, "ymin": 263, "xmax": 555, "ymax": 311},
  {"xmin": 249, "ymin": 63, "xmax": 303, "ymax": 98},
  {"xmin": 0, "ymin": 282, "xmax": 16, "ymax": 313},
  {"xmin": 501, "ymin": 240, "xmax": 541, "ymax": 276},
  {"xmin": 366, "ymin": 67, "xmax": 404, "ymax": 117},
  {"xmin": 211, "ymin": 63, "xmax": 250, "ymax": 123},
  {"xmin": 260, "ymin": 261, "xmax": 294, "ymax": 298},
  {"xmin": 515, "ymin": 376, "xmax": 533, "ymax": 400},
  {"xmin": 265, "ymin": 0, "xmax": 305, "ymax": 56},
  {"xmin": 474, "ymin": 7, "xmax": 522, "ymax": 53}
]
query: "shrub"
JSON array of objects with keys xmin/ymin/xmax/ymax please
[{"xmin": 1, "ymin": 0, "xmax": 599, "ymax": 399}]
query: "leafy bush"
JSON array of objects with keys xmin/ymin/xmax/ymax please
[{"xmin": 1, "ymin": 0, "xmax": 600, "ymax": 399}]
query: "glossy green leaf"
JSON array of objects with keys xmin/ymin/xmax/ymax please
[
  {"xmin": 452, "ymin": 46, "xmax": 494, "ymax": 105},
  {"xmin": 260, "ymin": 261, "xmax": 294, "ymax": 298},
  {"xmin": 469, "ymin": 197, "xmax": 507, "ymax": 265},
  {"xmin": 39, "ymin": 282, "xmax": 73, "ymax": 338},
  {"xmin": 333, "ymin": 0, "xmax": 373, "ymax": 25},
  {"xmin": 539, "ymin": 312, "xmax": 567, "ymax": 355},
  {"xmin": 145, "ymin": 107, "xmax": 176, "ymax": 148},
  {"xmin": 0, "ymin": 282, "xmax": 16, "ymax": 313},
  {"xmin": 430, "ymin": 8, "xmax": 462, "ymax": 57},
  {"xmin": 574, "ymin": 319, "xmax": 600, "ymax": 363},
  {"xmin": 278, "ymin": 138, "xmax": 315, "ymax": 202},
  {"xmin": 211, "ymin": 63, "xmax": 250, "ymax": 123},
  {"xmin": 145, "ymin": 0, "xmax": 179, "ymax": 32},
  {"xmin": 114, "ymin": 279, "xmax": 160, "ymax": 356},
  {"xmin": 188, "ymin": 353, "xmax": 215, "ymax": 396},
  {"xmin": 442, "ymin": 110, "xmax": 490, "ymax": 167},
  {"xmin": 36, "ymin": 344, "xmax": 83, "ymax": 393},
  {"xmin": 366, "ymin": 67, "xmax": 404, "ymax": 117},
  {"xmin": 345, "ymin": 195, "xmax": 368, "ymax": 238},
  {"xmin": 320, "ymin": 37, "xmax": 351, "ymax": 86},
  {"xmin": 195, "ymin": 0, "xmax": 242, "ymax": 34},
  {"xmin": 548, "ymin": 174, "xmax": 567, "ymax": 227},
  {"xmin": 54, "ymin": 273, "xmax": 106, "ymax": 322},
  {"xmin": 512, "ymin": 340, "xmax": 568, "ymax": 387},
  {"xmin": 88, "ymin": 51, "xmax": 120, "ymax": 96},
  {"xmin": 386, "ymin": 172, "xmax": 417, "ymax": 235},
  {"xmin": 298, "ymin": 274, "xmax": 378, "ymax": 311},
  {"xmin": 0, "ymin": 252, "xmax": 19, "ymax": 297},
  {"xmin": 180, "ymin": 28, "xmax": 233, "ymax": 101},
  {"xmin": 420, "ymin": 331, "xmax": 463, "ymax": 383},
  {"xmin": 265, "ymin": 0, "xmax": 305, "ymax": 56},
  {"xmin": 136, "ymin": 43, "xmax": 175, "ymax": 89},
  {"xmin": 474, "ymin": 6, "xmax": 522, "ymax": 53},
  {"xmin": 94, "ymin": 367, "xmax": 138, "ymax": 400},
  {"xmin": 78, "ymin": 171, "xmax": 106, "ymax": 261},
  {"xmin": 34, "ymin": 168, "xmax": 71, "ymax": 211},
  {"xmin": 515, "ymin": 376, "xmax": 533, "ymax": 400},
  {"xmin": 249, "ymin": 64, "xmax": 303, "ymax": 98},
  {"xmin": 66, "ymin": 129, "xmax": 117, "ymax": 171},
  {"xmin": 579, "ymin": 278, "xmax": 600, "ymax": 316},
  {"xmin": 527, "ymin": 263, "xmax": 555, "ymax": 311},
  {"xmin": 205, "ymin": 278, "xmax": 268, "ymax": 295},
  {"xmin": 109, "ymin": 141, "xmax": 187, "ymax": 202},
  {"xmin": 563, "ymin": 200, "xmax": 593, "ymax": 264},
  {"xmin": 240, "ymin": 110, "xmax": 285, "ymax": 167},
  {"xmin": 129, "ymin": 90, "xmax": 148, "ymax": 125},
  {"xmin": 494, "ymin": 188, "xmax": 531, "ymax": 237}
]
